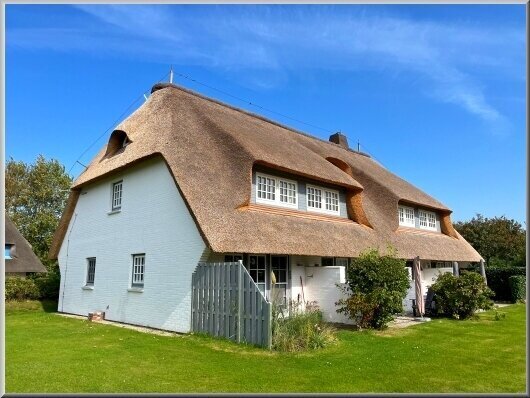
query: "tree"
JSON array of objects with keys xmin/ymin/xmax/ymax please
[
  {"xmin": 5, "ymin": 155, "xmax": 72, "ymax": 270},
  {"xmin": 454, "ymin": 214, "xmax": 526, "ymax": 267},
  {"xmin": 336, "ymin": 247, "xmax": 410, "ymax": 330}
]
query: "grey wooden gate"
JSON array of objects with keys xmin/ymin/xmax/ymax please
[{"xmin": 191, "ymin": 261, "xmax": 272, "ymax": 349}]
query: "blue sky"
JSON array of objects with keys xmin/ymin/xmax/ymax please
[{"xmin": 5, "ymin": 4, "xmax": 526, "ymax": 224}]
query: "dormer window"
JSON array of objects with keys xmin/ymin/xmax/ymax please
[
  {"xmin": 398, "ymin": 205, "xmax": 415, "ymax": 227},
  {"xmin": 5, "ymin": 244, "xmax": 13, "ymax": 260},
  {"xmin": 307, "ymin": 184, "xmax": 340, "ymax": 215},
  {"xmin": 122, "ymin": 136, "xmax": 130, "ymax": 148},
  {"xmin": 104, "ymin": 130, "xmax": 132, "ymax": 158},
  {"xmin": 256, "ymin": 173, "xmax": 297, "ymax": 208},
  {"xmin": 419, "ymin": 210, "xmax": 437, "ymax": 230}
]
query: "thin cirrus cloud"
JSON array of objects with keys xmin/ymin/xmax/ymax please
[{"xmin": 8, "ymin": 5, "xmax": 524, "ymax": 129}]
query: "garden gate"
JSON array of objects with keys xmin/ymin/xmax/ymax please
[{"xmin": 191, "ymin": 261, "xmax": 272, "ymax": 349}]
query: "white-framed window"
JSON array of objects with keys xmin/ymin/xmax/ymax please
[
  {"xmin": 398, "ymin": 205, "xmax": 415, "ymax": 227},
  {"xmin": 419, "ymin": 210, "xmax": 437, "ymax": 231},
  {"xmin": 131, "ymin": 254, "xmax": 145, "ymax": 287},
  {"xmin": 307, "ymin": 186, "xmax": 322, "ymax": 209},
  {"xmin": 256, "ymin": 173, "xmax": 297, "ymax": 209},
  {"xmin": 279, "ymin": 180, "xmax": 297, "ymax": 205},
  {"xmin": 86, "ymin": 258, "xmax": 96, "ymax": 286},
  {"xmin": 325, "ymin": 191, "xmax": 339, "ymax": 212},
  {"xmin": 112, "ymin": 180, "xmax": 123, "ymax": 211},
  {"xmin": 307, "ymin": 184, "xmax": 340, "ymax": 215}
]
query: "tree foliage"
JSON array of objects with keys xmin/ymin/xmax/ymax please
[
  {"xmin": 336, "ymin": 247, "xmax": 410, "ymax": 330},
  {"xmin": 5, "ymin": 155, "xmax": 72, "ymax": 269},
  {"xmin": 454, "ymin": 214, "xmax": 526, "ymax": 267}
]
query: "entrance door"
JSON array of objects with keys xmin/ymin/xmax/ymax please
[
  {"xmin": 248, "ymin": 255, "xmax": 267, "ymax": 295},
  {"xmin": 271, "ymin": 255, "xmax": 289, "ymax": 307}
]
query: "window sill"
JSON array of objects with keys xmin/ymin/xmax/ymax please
[
  {"xmin": 107, "ymin": 209, "xmax": 121, "ymax": 215},
  {"xmin": 82, "ymin": 286, "xmax": 94, "ymax": 290},
  {"xmin": 127, "ymin": 287, "xmax": 144, "ymax": 293}
]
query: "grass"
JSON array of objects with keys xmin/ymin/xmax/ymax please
[{"xmin": 5, "ymin": 301, "xmax": 527, "ymax": 393}]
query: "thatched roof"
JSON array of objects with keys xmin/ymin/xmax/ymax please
[
  {"xmin": 49, "ymin": 83, "xmax": 482, "ymax": 262},
  {"xmin": 5, "ymin": 215, "xmax": 47, "ymax": 273}
]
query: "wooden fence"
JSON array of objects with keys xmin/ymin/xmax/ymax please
[{"xmin": 191, "ymin": 261, "xmax": 272, "ymax": 349}]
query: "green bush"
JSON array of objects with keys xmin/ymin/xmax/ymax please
[
  {"xmin": 272, "ymin": 301, "xmax": 336, "ymax": 352},
  {"xmin": 32, "ymin": 269, "xmax": 61, "ymax": 300},
  {"xmin": 508, "ymin": 275, "xmax": 526, "ymax": 303},
  {"xmin": 335, "ymin": 247, "xmax": 409, "ymax": 330},
  {"xmin": 5, "ymin": 277, "xmax": 40, "ymax": 301},
  {"xmin": 485, "ymin": 267, "xmax": 526, "ymax": 301},
  {"xmin": 429, "ymin": 272, "xmax": 494, "ymax": 319}
]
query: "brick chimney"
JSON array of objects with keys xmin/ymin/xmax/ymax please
[{"xmin": 329, "ymin": 132, "xmax": 349, "ymax": 149}]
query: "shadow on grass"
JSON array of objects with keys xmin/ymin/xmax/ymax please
[{"xmin": 5, "ymin": 300, "xmax": 58, "ymax": 313}]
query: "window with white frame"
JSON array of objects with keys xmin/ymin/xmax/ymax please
[
  {"xmin": 111, "ymin": 180, "xmax": 123, "ymax": 211},
  {"xmin": 86, "ymin": 258, "xmax": 96, "ymax": 286},
  {"xmin": 325, "ymin": 191, "xmax": 339, "ymax": 212},
  {"xmin": 131, "ymin": 254, "xmax": 145, "ymax": 288},
  {"xmin": 256, "ymin": 173, "xmax": 297, "ymax": 208},
  {"xmin": 418, "ymin": 210, "xmax": 437, "ymax": 230},
  {"xmin": 307, "ymin": 185, "xmax": 340, "ymax": 215},
  {"xmin": 398, "ymin": 205, "xmax": 415, "ymax": 227},
  {"xmin": 307, "ymin": 186, "xmax": 322, "ymax": 209},
  {"xmin": 279, "ymin": 180, "xmax": 297, "ymax": 205}
]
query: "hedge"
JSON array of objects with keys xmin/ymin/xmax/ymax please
[
  {"xmin": 5, "ymin": 277, "xmax": 41, "ymax": 301},
  {"xmin": 485, "ymin": 267, "xmax": 526, "ymax": 301},
  {"xmin": 508, "ymin": 276, "xmax": 526, "ymax": 303}
]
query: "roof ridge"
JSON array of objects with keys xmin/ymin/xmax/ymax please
[{"xmin": 151, "ymin": 82, "xmax": 372, "ymax": 159}]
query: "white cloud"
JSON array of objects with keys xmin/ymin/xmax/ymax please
[{"xmin": 7, "ymin": 5, "xmax": 525, "ymax": 127}]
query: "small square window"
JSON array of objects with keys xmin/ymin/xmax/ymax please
[
  {"xmin": 132, "ymin": 254, "xmax": 145, "ymax": 288},
  {"xmin": 112, "ymin": 181, "xmax": 123, "ymax": 211}
]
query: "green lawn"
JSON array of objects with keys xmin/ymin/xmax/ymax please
[{"xmin": 5, "ymin": 301, "xmax": 526, "ymax": 393}]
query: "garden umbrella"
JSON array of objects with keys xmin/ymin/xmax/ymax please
[{"xmin": 413, "ymin": 256, "xmax": 424, "ymax": 316}]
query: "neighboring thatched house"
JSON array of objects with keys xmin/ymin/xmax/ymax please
[
  {"xmin": 49, "ymin": 82, "xmax": 483, "ymax": 332},
  {"xmin": 5, "ymin": 215, "xmax": 47, "ymax": 277}
]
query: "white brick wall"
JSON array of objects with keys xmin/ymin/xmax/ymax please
[
  {"xmin": 57, "ymin": 158, "xmax": 206, "ymax": 333},
  {"xmin": 403, "ymin": 264, "xmax": 454, "ymax": 314},
  {"xmin": 303, "ymin": 266, "xmax": 352, "ymax": 324}
]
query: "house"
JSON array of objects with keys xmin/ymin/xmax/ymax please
[
  {"xmin": 49, "ymin": 82, "xmax": 483, "ymax": 332},
  {"xmin": 5, "ymin": 215, "xmax": 47, "ymax": 277}
]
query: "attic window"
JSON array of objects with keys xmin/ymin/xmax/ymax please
[
  {"xmin": 5, "ymin": 244, "xmax": 13, "ymax": 260},
  {"xmin": 399, "ymin": 205, "xmax": 415, "ymax": 227},
  {"xmin": 105, "ymin": 130, "xmax": 131, "ymax": 158},
  {"xmin": 419, "ymin": 210, "xmax": 437, "ymax": 230}
]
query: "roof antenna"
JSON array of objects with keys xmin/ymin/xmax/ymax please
[{"xmin": 169, "ymin": 65, "xmax": 174, "ymax": 84}]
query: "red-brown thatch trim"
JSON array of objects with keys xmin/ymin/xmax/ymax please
[
  {"xmin": 5, "ymin": 215, "xmax": 47, "ymax": 273},
  {"xmin": 49, "ymin": 83, "xmax": 482, "ymax": 262},
  {"xmin": 241, "ymin": 203, "xmax": 357, "ymax": 225}
]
